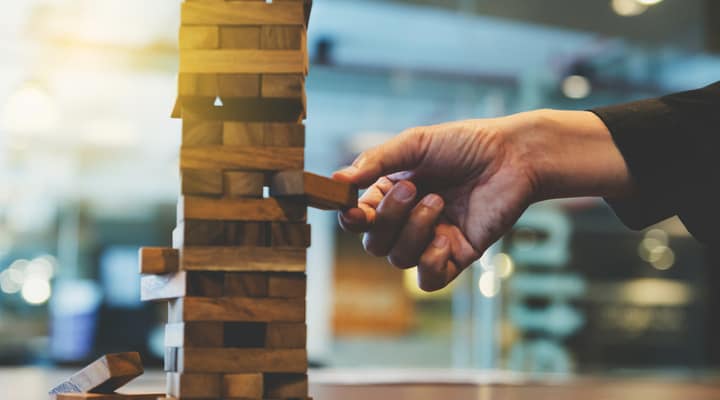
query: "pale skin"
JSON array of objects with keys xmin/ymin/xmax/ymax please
[{"xmin": 332, "ymin": 109, "xmax": 635, "ymax": 292}]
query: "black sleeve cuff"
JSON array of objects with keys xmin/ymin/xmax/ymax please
[{"xmin": 590, "ymin": 100, "xmax": 680, "ymax": 230}]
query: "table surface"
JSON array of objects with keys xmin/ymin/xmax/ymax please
[{"xmin": 5, "ymin": 368, "xmax": 720, "ymax": 400}]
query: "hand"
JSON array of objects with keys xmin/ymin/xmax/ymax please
[{"xmin": 333, "ymin": 110, "xmax": 632, "ymax": 291}]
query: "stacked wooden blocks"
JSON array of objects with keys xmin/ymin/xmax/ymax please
[{"xmin": 140, "ymin": 1, "xmax": 356, "ymax": 399}]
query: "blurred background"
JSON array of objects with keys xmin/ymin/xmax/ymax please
[{"xmin": 0, "ymin": 0, "xmax": 719, "ymax": 376}]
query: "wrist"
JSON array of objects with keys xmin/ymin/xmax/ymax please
[{"xmin": 521, "ymin": 109, "xmax": 635, "ymax": 201}]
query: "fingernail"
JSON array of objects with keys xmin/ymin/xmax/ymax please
[
  {"xmin": 392, "ymin": 182, "xmax": 415, "ymax": 201},
  {"xmin": 432, "ymin": 235, "xmax": 448, "ymax": 249},
  {"xmin": 422, "ymin": 194, "xmax": 443, "ymax": 209}
]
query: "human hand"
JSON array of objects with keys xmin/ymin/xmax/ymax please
[{"xmin": 333, "ymin": 110, "xmax": 632, "ymax": 291}]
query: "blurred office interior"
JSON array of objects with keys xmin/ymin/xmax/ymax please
[{"xmin": 0, "ymin": 0, "xmax": 719, "ymax": 375}]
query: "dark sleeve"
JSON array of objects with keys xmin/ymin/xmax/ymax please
[{"xmin": 590, "ymin": 81, "xmax": 720, "ymax": 244}]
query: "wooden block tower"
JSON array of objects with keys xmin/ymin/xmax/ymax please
[{"xmin": 139, "ymin": 1, "xmax": 356, "ymax": 399}]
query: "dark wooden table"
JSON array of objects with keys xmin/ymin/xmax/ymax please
[{"xmin": 4, "ymin": 368, "xmax": 720, "ymax": 400}]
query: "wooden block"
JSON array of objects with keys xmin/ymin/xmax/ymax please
[
  {"xmin": 181, "ymin": 169, "xmax": 223, "ymax": 196},
  {"xmin": 270, "ymin": 223, "xmax": 311, "ymax": 247},
  {"xmin": 164, "ymin": 348, "xmax": 178, "ymax": 372},
  {"xmin": 178, "ymin": 348, "xmax": 307, "ymax": 373},
  {"xmin": 261, "ymin": 26, "xmax": 303, "ymax": 50},
  {"xmin": 270, "ymin": 170, "xmax": 358, "ymax": 209},
  {"xmin": 224, "ymin": 272, "xmax": 269, "ymax": 297},
  {"xmin": 265, "ymin": 323, "xmax": 306, "ymax": 349},
  {"xmin": 216, "ymin": 74, "xmax": 260, "ymax": 97},
  {"xmin": 223, "ymin": 373, "xmax": 263, "ymax": 399},
  {"xmin": 178, "ymin": 196, "xmax": 306, "ymax": 222},
  {"xmin": 262, "ymin": 74, "xmax": 304, "ymax": 98},
  {"xmin": 182, "ymin": 119, "xmax": 222, "ymax": 146},
  {"xmin": 222, "ymin": 121, "xmax": 305, "ymax": 147},
  {"xmin": 225, "ymin": 221, "xmax": 268, "ymax": 246},
  {"xmin": 168, "ymin": 297, "xmax": 305, "ymax": 323},
  {"xmin": 224, "ymin": 322, "xmax": 267, "ymax": 348},
  {"xmin": 173, "ymin": 220, "xmax": 226, "ymax": 247},
  {"xmin": 181, "ymin": 2, "xmax": 305, "ymax": 26},
  {"xmin": 179, "ymin": 50, "xmax": 306, "ymax": 74},
  {"xmin": 264, "ymin": 373, "xmax": 308, "ymax": 398},
  {"xmin": 219, "ymin": 26, "xmax": 260, "ymax": 49},
  {"xmin": 166, "ymin": 373, "xmax": 221, "ymax": 399},
  {"xmin": 141, "ymin": 271, "xmax": 224, "ymax": 302},
  {"xmin": 179, "ymin": 246, "xmax": 306, "ymax": 272},
  {"xmin": 180, "ymin": 146, "xmax": 304, "ymax": 171},
  {"xmin": 179, "ymin": 73, "xmax": 217, "ymax": 97},
  {"xmin": 223, "ymin": 171, "xmax": 265, "ymax": 198},
  {"xmin": 56, "ymin": 394, "xmax": 165, "ymax": 400},
  {"xmin": 49, "ymin": 353, "xmax": 144, "ymax": 395},
  {"xmin": 177, "ymin": 97, "xmax": 305, "ymax": 123},
  {"xmin": 165, "ymin": 322, "xmax": 224, "ymax": 348},
  {"xmin": 179, "ymin": 26, "xmax": 219, "ymax": 49},
  {"xmin": 268, "ymin": 273, "xmax": 306, "ymax": 298},
  {"xmin": 139, "ymin": 248, "xmax": 179, "ymax": 274}
]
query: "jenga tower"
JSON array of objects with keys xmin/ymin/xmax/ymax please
[{"xmin": 139, "ymin": 1, "xmax": 356, "ymax": 399}]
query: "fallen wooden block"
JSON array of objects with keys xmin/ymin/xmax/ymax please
[
  {"xmin": 271, "ymin": 170, "xmax": 358, "ymax": 209},
  {"xmin": 49, "ymin": 353, "xmax": 144, "ymax": 395},
  {"xmin": 168, "ymin": 296, "xmax": 305, "ymax": 323},
  {"xmin": 139, "ymin": 248, "xmax": 179, "ymax": 275},
  {"xmin": 178, "ymin": 196, "xmax": 306, "ymax": 222},
  {"xmin": 178, "ymin": 348, "xmax": 307, "ymax": 373}
]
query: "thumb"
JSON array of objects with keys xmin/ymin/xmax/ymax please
[{"xmin": 332, "ymin": 129, "xmax": 427, "ymax": 188}]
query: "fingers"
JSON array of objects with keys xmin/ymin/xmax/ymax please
[
  {"xmin": 362, "ymin": 181, "xmax": 417, "ymax": 256},
  {"xmin": 387, "ymin": 194, "xmax": 444, "ymax": 268},
  {"xmin": 416, "ymin": 224, "xmax": 480, "ymax": 292},
  {"xmin": 333, "ymin": 128, "xmax": 427, "ymax": 188},
  {"xmin": 338, "ymin": 177, "xmax": 393, "ymax": 233}
]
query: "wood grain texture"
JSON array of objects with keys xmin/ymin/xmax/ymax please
[
  {"xmin": 223, "ymin": 122, "xmax": 304, "ymax": 147},
  {"xmin": 262, "ymin": 74, "xmax": 304, "ymax": 98},
  {"xmin": 180, "ymin": 146, "xmax": 304, "ymax": 171},
  {"xmin": 181, "ymin": 2, "xmax": 305, "ymax": 26},
  {"xmin": 168, "ymin": 297, "xmax": 305, "ymax": 323},
  {"xmin": 176, "ymin": 97, "xmax": 305, "ymax": 123},
  {"xmin": 165, "ymin": 322, "xmax": 224, "ymax": 348},
  {"xmin": 182, "ymin": 119, "xmax": 222, "ymax": 146},
  {"xmin": 264, "ymin": 373, "xmax": 309, "ymax": 398},
  {"xmin": 178, "ymin": 74, "xmax": 260, "ymax": 98},
  {"xmin": 138, "ymin": 248, "xmax": 179, "ymax": 274},
  {"xmin": 224, "ymin": 221, "xmax": 268, "ymax": 246},
  {"xmin": 223, "ymin": 171, "xmax": 265, "ymax": 198},
  {"xmin": 180, "ymin": 169, "xmax": 223, "ymax": 196},
  {"xmin": 223, "ymin": 373, "xmax": 263, "ymax": 399},
  {"xmin": 270, "ymin": 222, "xmax": 311, "ymax": 247},
  {"xmin": 178, "ymin": 196, "xmax": 306, "ymax": 222},
  {"xmin": 49, "ymin": 352, "xmax": 144, "ymax": 395},
  {"xmin": 179, "ymin": 50, "xmax": 306, "ymax": 74},
  {"xmin": 270, "ymin": 170, "xmax": 358, "ymax": 209},
  {"xmin": 219, "ymin": 26, "xmax": 260, "ymax": 49},
  {"xmin": 268, "ymin": 273, "xmax": 306, "ymax": 298},
  {"xmin": 224, "ymin": 272, "xmax": 269, "ymax": 297},
  {"xmin": 140, "ymin": 271, "xmax": 224, "ymax": 302},
  {"xmin": 179, "ymin": 25, "xmax": 219, "ymax": 49},
  {"xmin": 173, "ymin": 220, "xmax": 225, "ymax": 247},
  {"xmin": 265, "ymin": 323, "xmax": 307, "ymax": 349},
  {"xmin": 261, "ymin": 26, "xmax": 303, "ymax": 50},
  {"xmin": 177, "ymin": 348, "xmax": 307, "ymax": 373},
  {"xmin": 180, "ymin": 246, "xmax": 306, "ymax": 272},
  {"xmin": 166, "ymin": 372, "xmax": 221, "ymax": 399}
]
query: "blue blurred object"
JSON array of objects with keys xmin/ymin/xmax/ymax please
[
  {"xmin": 99, "ymin": 246, "xmax": 141, "ymax": 309},
  {"xmin": 48, "ymin": 280, "xmax": 102, "ymax": 362}
]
